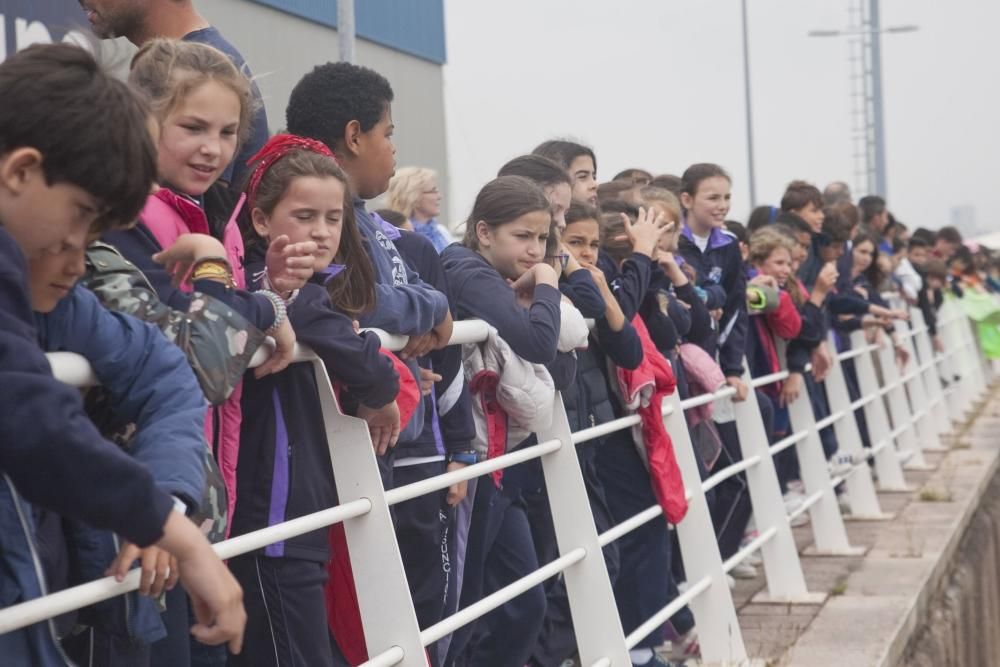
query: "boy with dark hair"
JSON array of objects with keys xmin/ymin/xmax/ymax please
[
  {"xmin": 896, "ymin": 237, "xmax": 930, "ymax": 303},
  {"xmin": 286, "ymin": 64, "xmax": 458, "ymax": 657},
  {"xmin": 934, "ymin": 226, "xmax": 964, "ymax": 260},
  {"xmin": 779, "ymin": 180, "xmax": 826, "ymax": 290},
  {"xmin": 0, "ymin": 43, "xmax": 245, "ymax": 662}
]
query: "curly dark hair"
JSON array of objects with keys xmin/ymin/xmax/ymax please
[{"xmin": 286, "ymin": 62, "xmax": 394, "ymax": 151}]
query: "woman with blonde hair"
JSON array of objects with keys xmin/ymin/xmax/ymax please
[{"xmin": 386, "ymin": 166, "xmax": 451, "ymax": 251}]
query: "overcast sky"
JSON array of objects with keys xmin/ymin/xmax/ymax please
[{"xmin": 441, "ymin": 0, "xmax": 1000, "ymax": 238}]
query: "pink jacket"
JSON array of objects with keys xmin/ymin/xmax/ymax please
[{"xmin": 140, "ymin": 188, "xmax": 245, "ymax": 534}]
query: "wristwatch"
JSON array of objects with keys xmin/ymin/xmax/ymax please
[{"xmin": 448, "ymin": 451, "xmax": 478, "ymax": 466}]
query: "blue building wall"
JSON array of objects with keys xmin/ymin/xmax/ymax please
[{"xmin": 247, "ymin": 0, "xmax": 446, "ymax": 64}]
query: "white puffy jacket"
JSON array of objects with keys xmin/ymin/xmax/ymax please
[{"xmin": 463, "ymin": 326, "xmax": 556, "ymax": 456}]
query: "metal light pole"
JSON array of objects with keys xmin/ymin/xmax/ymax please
[
  {"xmin": 338, "ymin": 0, "xmax": 356, "ymax": 63},
  {"xmin": 741, "ymin": 0, "xmax": 757, "ymax": 208},
  {"xmin": 868, "ymin": 0, "xmax": 887, "ymax": 198},
  {"xmin": 808, "ymin": 0, "xmax": 918, "ymax": 199}
]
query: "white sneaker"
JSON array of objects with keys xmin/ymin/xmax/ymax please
[
  {"xmin": 828, "ymin": 452, "xmax": 855, "ymax": 477},
  {"xmin": 730, "ymin": 562, "xmax": 758, "ymax": 579},
  {"xmin": 786, "ymin": 479, "xmax": 806, "ymax": 495},
  {"xmin": 838, "ymin": 492, "xmax": 852, "ymax": 514},
  {"xmin": 740, "ymin": 531, "xmax": 763, "ymax": 566},
  {"xmin": 784, "ymin": 492, "xmax": 810, "ymax": 527}
]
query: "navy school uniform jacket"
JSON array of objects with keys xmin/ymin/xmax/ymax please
[
  {"xmin": 36, "ymin": 286, "xmax": 207, "ymax": 646},
  {"xmin": 441, "ymin": 244, "xmax": 562, "ymax": 365},
  {"xmin": 233, "ymin": 250, "xmax": 400, "ymax": 562},
  {"xmin": 677, "ymin": 225, "xmax": 748, "ymax": 378},
  {"xmin": 0, "ymin": 227, "xmax": 174, "ymax": 666},
  {"xmin": 641, "ymin": 265, "xmax": 713, "ymax": 352},
  {"xmin": 36, "ymin": 288, "xmax": 206, "ymax": 508},
  {"xmin": 596, "ymin": 251, "xmax": 653, "ymax": 321},
  {"xmin": 560, "ymin": 277, "xmax": 644, "ymax": 437},
  {"xmin": 392, "ymin": 231, "xmax": 476, "ymax": 459},
  {"xmin": 355, "ymin": 205, "xmax": 451, "ymax": 440}
]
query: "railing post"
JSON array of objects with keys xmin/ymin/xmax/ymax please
[
  {"xmin": 937, "ymin": 302, "xmax": 970, "ymax": 422},
  {"xmin": 311, "ymin": 359, "xmax": 426, "ymax": 666},
  {"xmin": 908, "ymin": 308, "xmax": 952, "ymax": 442},
  {"xmin": 822, "ymin": 334, "xmax": 889, "ymax": 519},
  {"xmin": 875, "ymin": 325, "xmax": 929, "ymax": 470},
  {"xmin": 848, "ymin": 332, "xmax": 910, "ymax": 492},
  {"xmin": 894, "ymin": 310, "xmax": 945, "ymax": 455},
  {"xmin": 776, "ymin": 343, "xmax": 863, "ymax": 556},
  {"xmin": 661, "ymin": 393, "xmax": 747, "ymax": 664},
  {"xmin": 535, "ymin": 394, "xmax": 631, "ymax": 667},
  {"xmin": 731, "ymin": 363, "xmax": 823, "ymax": 604}
]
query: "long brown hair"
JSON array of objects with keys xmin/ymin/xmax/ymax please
[{"xmin": 243, "ymin": 149, "xmax": 376, "ymax": 318}]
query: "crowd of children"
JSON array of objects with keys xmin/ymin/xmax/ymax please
[{"xmin": 0, "ymin": 25, "xmax": 992, "ymax": 667}]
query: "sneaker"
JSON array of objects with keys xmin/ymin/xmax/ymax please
[
  {"xmin": 784, "ymin": 491, "xmax": 810, "ymax": 527},
  {"xmin": 786, "ymin": 479, "xmax": 806, "ymax": 495},
  {"xmin": 730, "ymin": 561, "xmax": 758, "ymax": 579},
  {"xmin": 838, "ymin": 492, "xmax": 852, "ymax": 514},
  {"xmin": 740, "ymin": 532, "xmax": 762, "ymax": 566},
  {"xmin": 828, "ymin": 452, "xmax": 855, "ymax": 477},
  {"xmin": 663, "ymin": 628, "xmax": 701, "ymax": 662},
  {"xmin": 676, "ymin": 579, "xmax": 690, "ymax": 594},
  {"xmin": 726, "ymin": 574, "xmax": 736, "ymax": 589},
  {"xmin": 632, "ymin": 652, "xmax": 677, "ymax": 667}
]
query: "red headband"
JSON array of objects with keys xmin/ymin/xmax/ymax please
[{"xmin": 244, "ymin": 133, "xmax": 337, "ymax": 210}]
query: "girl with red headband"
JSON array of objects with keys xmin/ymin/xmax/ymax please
[{"xmin": 229, "ymin": 133, "xmax": 408, "ymax": 667}]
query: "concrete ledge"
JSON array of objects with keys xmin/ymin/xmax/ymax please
[{"xmin": 784, "ymin": 393, "xmax": 1000, "ymax": 667}]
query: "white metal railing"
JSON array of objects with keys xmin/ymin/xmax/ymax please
[{"xmin": 0, "ymin": 296, "xmax": 989, "ymax": 666}]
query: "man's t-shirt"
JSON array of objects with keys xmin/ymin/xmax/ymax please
[{"xmin": 183, "ymin": 26, "xmax": 269, "ymax": 189}]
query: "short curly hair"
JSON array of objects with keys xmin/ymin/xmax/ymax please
[{"xmin": 286, "ymin": 62, "xmax": 394, "ymax": 151}]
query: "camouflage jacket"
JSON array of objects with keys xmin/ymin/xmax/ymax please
[
  {"xmin": 82, "ymin": 241, "xmax": 265, "ymax": 405},
  {"xmin": 80, "ymin": 241, "xmax": 263, "ymax": 543}
]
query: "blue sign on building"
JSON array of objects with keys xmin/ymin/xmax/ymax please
[{"xmin": 248, "ymin": 0, "xmax": 446, "ymax": 64}]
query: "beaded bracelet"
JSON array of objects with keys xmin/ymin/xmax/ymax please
[{"xmin": 258, "ymin": 289, "xmax": 288, "ymax": 336}]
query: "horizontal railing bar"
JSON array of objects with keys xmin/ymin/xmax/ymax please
[
  {"xmin": 837, "ymin": 343, "xmax": 880, "ymax": 362},
  {"xmin": 0, "ymin": 497, "xmax": 373, "ymax": 634},
  {"xmin": 571, "ymin": 414, "xmax": 641, "ymax": 445},
  {"xmin": 722, "ymin": 525, "xmax": 779, "ymax": 573},
  {"xmin": 769, "ymin": 430, "xmax": 810, "ymax": 457},
  {"xmin": 678, "ymin": 386, "xmax": 738, "ymax": 411},
  {"xmin": 814, "ymin": 410, "xmax": 847, "ymax": 432},
  {"xmin": 598, "ymin": 505, "xmax": 664, "ymax": 548},
  {"xmin": 624, "ymin": 574, "xmax": 713, "ymax": 649},
  {"xmin": 787, "ymin": 490, "xmax": 824, "ymax": 523},
  {"xmin": 383, "ymin": 439, "xmax": 562, "ymax": 506},
  {"xmin": 749, "ymin": 369, "xmax": 789, "ymax": 389},
  {"xmin": 358, "ymin": 646, "xmax": 406, "ymax": 667},
  {"xmin": 418, "ymin": 548, "xmax": 587, "ymax": 646},
  {"xmin": 701, "ymin": 455, "xmax": 763, "ymax": 495}
]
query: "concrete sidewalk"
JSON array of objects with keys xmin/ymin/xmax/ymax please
[{"xmin": 719, "ymin": 385, "xmax": 1000, "ymax": 667}]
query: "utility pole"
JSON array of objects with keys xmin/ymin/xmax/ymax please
[
  {"xmin": 741, "ymin": 0, "xmax": 757, "ymax": 208},
  {"xmin": 808, "ymin": 0, "xmax": 917, "ymax": 199},
  {"xmin": 868, "ymin": 0, "xmax": 887, "ymax": 198},
  {"xmin": 338, "ymin": 0, "xmax": 356, "ymax": 63}
]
